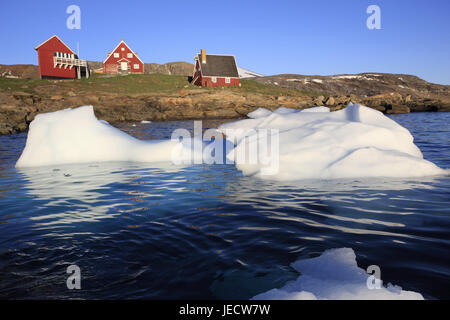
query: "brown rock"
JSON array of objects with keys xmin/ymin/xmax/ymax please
[
  {"xmin": 329, "ymin": 104, "xmax": 346, "ymax": 111},
  {"xmin": 0, "ymin": 123, "xmax": 13, "ymax": 135},
  {"xmin": 25, "ymin": 112, "xmax": 36, "ymax": 123},
  {"xmin": 324, "ymin": 96, "xmax": 335, "ymax": 106},
  {"xmin": 386, "ymin": 105, "xmax": 411, "ymax": 114},
  {"xmin": 371, "ymin": 105, "xmax": 387, "ymax": 112},
  {"xmin": 16, "ymin": 122, "xmax": 28, "ymax": 131},
  {"xmin": 87, "ymin": 96, "xmax": 100, "ymax": 104},
  {"xmin": 313, "ymin": 95, "xmax": 325, "ymax": 106},
  {"xmin": 437, "ymin": 103, "xmax": 450, "ymax": 112}
]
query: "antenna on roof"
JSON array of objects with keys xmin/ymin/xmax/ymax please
[{"xmin": 77, "ymin": 41, "xmax": 80, "ymax": 57}]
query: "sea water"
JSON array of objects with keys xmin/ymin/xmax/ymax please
[{"xmin": 0, "ymin": 113, "xmax": 448, "ymax": 299}]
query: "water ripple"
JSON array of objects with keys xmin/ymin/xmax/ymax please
[{"xmin": 0, "ymin": 114, "xmax": 449, "ymax": 299}]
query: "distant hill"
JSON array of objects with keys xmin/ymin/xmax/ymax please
[
  {"xmin": 0, "ymin": 61, "xmax": 195, "ymax": 79},
  {"xmin": 1, "ymin": 71, "xmax": 450, "ymax": 135},
  {"xmin": 0, "ymin": 64, "xmax": 40, "ymax": 80},
  {"xmin": 144, "ymin": 62, "xmax": 194, "ymax": 76},
  {"xmin": 88, "ymin": 61, "xmax": 194, "ymax": 76},
  {"xmin": 253, "ymin": 73, "xmax": 450, "ymax": 103},
  {"xmin": 1, "ymin": 63, "xmax": 448, "ymax": 109}
]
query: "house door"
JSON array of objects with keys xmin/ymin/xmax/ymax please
[{"xmin": 121, "ymin": 62, "xmax": 128, "ymax": 71}]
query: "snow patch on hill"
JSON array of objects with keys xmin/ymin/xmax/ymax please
[{"xmin": 238, "ymin": 66, "xmax": 263, "ymax": 79}]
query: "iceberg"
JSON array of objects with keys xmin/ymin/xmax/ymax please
[
  {"xmin": 16, "ymin": 104, "xmax": 447, "ymax": 181},
  {"xmin": 15, "ymin": 106, "xmax": 180, "ymax": 167},
  {"xmin": 219, "ymin": 104, "xmax": 446, "ymax": 180},
  {"xmin": 252, "ymin": 248, "xmax": 424, "ymax": 300}
]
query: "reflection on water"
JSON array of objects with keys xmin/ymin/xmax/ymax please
[
  {"xmin": 17, "ymin": 162, "xmax": 190, "ymax": 228},
  {"xmin": 0, "ymin": 113, "xmax": 449, "ymax": 299}
]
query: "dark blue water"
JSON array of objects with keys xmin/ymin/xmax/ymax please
[{"xmin": 0, "ymin": 113, "xmax": 449, "ymax": 300}]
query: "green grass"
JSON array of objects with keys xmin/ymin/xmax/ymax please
[
  {"xmin": 0, "ymin": 78, "xmax": 42, "ymax": 94},
  {"xmin": 0, "ymin": 73, "xmax": 323, "ymax": 97},
  {"xmin": 75, "ymin": 73, "xmax": 197, "ymax": 94},
  {"xmin": 239, "ymin": 79, "xmax": 321, "ymax": 97}
]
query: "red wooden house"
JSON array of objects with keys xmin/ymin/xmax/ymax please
[
  {"xmin": 192, "ymin": 50, "xmax": 240, "ymax": 87},
  {"xmin": 35, "ymin": 35, "xmax": 89, "ymax": 79},
  {"xmin": 103, "ymin": 39, "xmax": 144, "ymax": 74}
]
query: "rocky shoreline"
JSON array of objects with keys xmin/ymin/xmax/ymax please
[
  {"xmin": 1, "ymin": 88, "xmax": 449, "ymax": 136},
  {"xmin": 1, "ymin": 67, "xmax": 450, "ymax": 135}
]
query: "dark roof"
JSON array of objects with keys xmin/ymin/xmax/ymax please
[{"xmin": 197, "ymin": 54, "xmax": 239, "ymax": 78}]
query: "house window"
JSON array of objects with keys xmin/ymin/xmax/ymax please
[
  {"xmin": 133, "ymin": 64, "xmax": 139, "ymax": 70},
  {"xmin": 114, "ymin": 53, "xmax": 119, "ymax": 58},
  {"xmin": 127, "ymin": 53, "xmax": 133, "ymax": 58},
  {"xmin": 212, "ymin": 77, "xmax": 217, "ymax": 83},
  {"xmin": 121, "ymin": 47, "xmax": 125, "ymax": 51},
  {"xmin": 225, "ymin": 77, "xmax": 231, "ymax": 84}
]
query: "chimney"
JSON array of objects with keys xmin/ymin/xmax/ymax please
[{"xmin": 201, "ymin": 49, "xmax": 206, "ymax": 64}]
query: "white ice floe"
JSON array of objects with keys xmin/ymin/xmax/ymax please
[
  {"xmin": 252, "ymin": 248, "xmax": 424, "ymax": 300},
  {"xmin": 247, "ymin": 108, "xmax": 273, "ymax": 119},
  {"xmin": 16, "ymin": 104, "xmax": 447, "ymax": 180},
  {"xmin": 16, "ymin": 106, "xmax": 181, "ymax": 167},
  {"xmin": 141, "ymin": 120, "xmax": 152, "ymax": 124},
  {"xmin": 300, "ymin": 106, "xmax": 330, "ymax": 113},
  {"xmin": 218, "ymin": 104, "xmax": 446, "ymax": 180}
]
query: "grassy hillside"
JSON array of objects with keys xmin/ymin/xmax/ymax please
[{"xmin": 0, "ymin": 73, "xmax": 322, "ymax": 97}]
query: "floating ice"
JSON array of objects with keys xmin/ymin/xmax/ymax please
[
  {"xmin": 219, "ymin": 104, "xmax": 446, "ymax": 180},
  {"xmin": 16, "ymin": 104, "xmax": 447, "ymax": 180},
  {"xmin": 16, "ymin": 106, "xmax": 180, "ymax": 167},
  {"xmin": 247, "ymin": 108, "xmax": 273, "ymax": 119},
  {"xmin": 141, "ymin": 120, "xmax": 152, "ymax": 124},
  {"xmin": 252, "ymin": 248, "xmax": 424, "ymax": 300}
]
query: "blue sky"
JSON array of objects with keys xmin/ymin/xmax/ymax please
[{"xmin": 1, "ymin": 0, "xmax": 449, "ymax": 84}]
